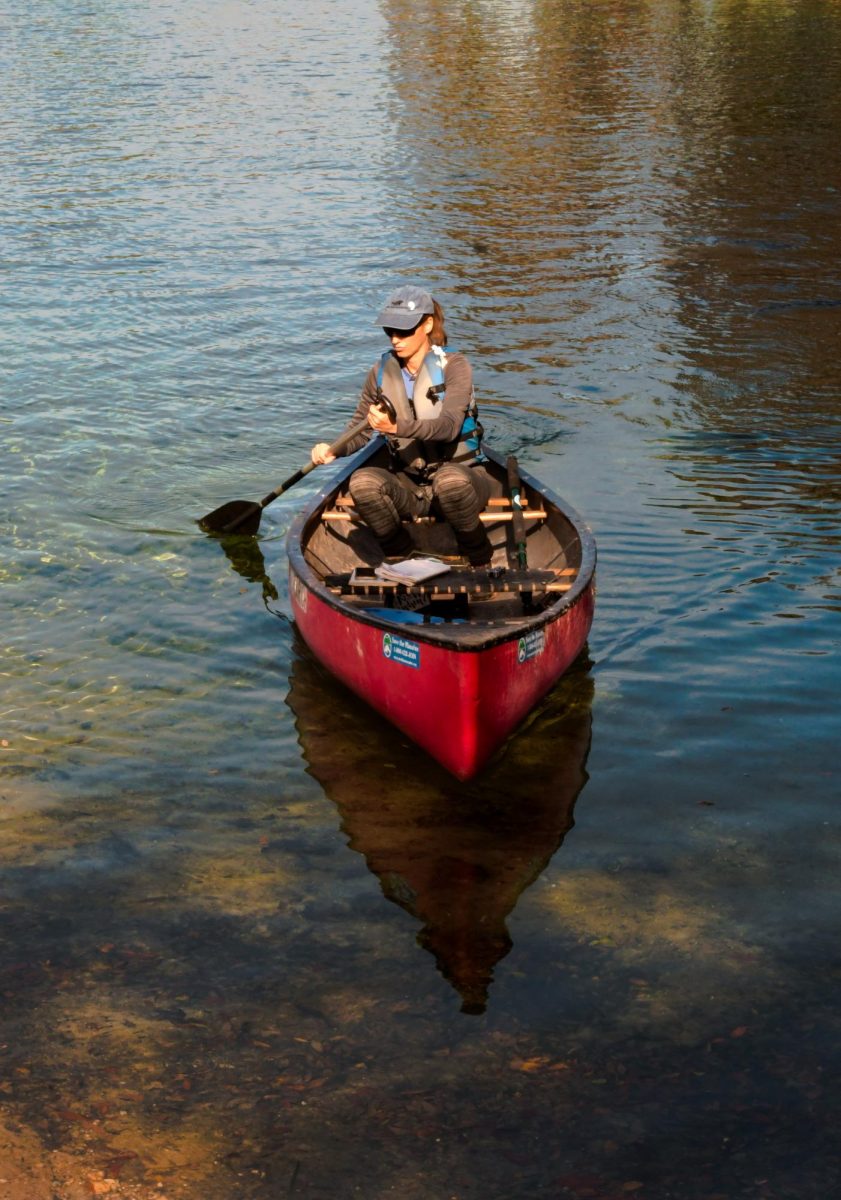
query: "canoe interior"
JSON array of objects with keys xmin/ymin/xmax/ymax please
[{"xmin": 296, "ymin": 443, "xmax": 594, "ymax": 641}]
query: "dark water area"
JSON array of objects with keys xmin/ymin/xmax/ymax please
[{"xmin": 2, "ymin": 1, "xmax": 840, "ymax": 1197}]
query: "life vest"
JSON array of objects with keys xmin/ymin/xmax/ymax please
[{"xmin": 376, "ymin": 345, "xmax": 483, "ymax": 478}]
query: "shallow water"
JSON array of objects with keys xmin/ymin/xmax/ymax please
[{"xmin": 2, "ymin": 1, "xmax": 840, "ymax": 1197}]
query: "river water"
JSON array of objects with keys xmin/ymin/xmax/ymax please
[{"xmin": 2, "ymin": 1, "xmax": 840, "ymax": 1197}]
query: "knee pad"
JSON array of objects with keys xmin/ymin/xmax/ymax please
[
  {"xmin": 433, "ymin": 466, "xmax": 472, "ymax": 503},
  {"xmin": 349, "ymin": 468, "xmax": 385, "ymax": 502}
]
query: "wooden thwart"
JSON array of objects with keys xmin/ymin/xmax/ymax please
[
  {"xmin": 321, "ymin": 508, "xmax": 547, "ymax": 524},
  {"xmin": 333, "ymin": 495, "xmax": 527, "ymax": 508},
  {"xmin": 326, "ymin": 493, "xmax": 546, "ymax": 525}
]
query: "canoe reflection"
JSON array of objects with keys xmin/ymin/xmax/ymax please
[{"xmin": 286, "ymin": 643, "xmax": 593, "ymax": 1014}]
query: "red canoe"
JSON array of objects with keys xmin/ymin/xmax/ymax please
[{"xmin": 286, "ymin": 441, "xmax": 596, "ymax": 779}]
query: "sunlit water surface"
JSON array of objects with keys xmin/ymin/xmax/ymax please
[{"xmin": 2, "ymin": 1, "xmax": 840, "ymax": 1197}]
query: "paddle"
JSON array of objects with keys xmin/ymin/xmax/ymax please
[{"xmin": 199, "ymin": 414, "xmax": 371, "ymax": 536}]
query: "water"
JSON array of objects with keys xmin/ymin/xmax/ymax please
[{"xmin": 2, "ymin": 1, "xmax": 839, "ymax": 1196}]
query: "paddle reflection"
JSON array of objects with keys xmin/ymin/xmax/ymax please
[
  {"xmin": 216, "ymin": 533, "xmax": 279, "ymax": 604},
  {"xmin": 287, "ymin": 644, "xmax": 593, "ymax": 1014}
]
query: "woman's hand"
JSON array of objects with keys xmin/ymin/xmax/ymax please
[
  {"xmin": 311, "ymin": 442, "xmax": 336, "ymax": 465},
  {"xmin": 368, "ymin": 403, "xmax": 397, "ymax": 435}
]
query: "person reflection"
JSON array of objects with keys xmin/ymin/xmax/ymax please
[{"xmin": 287, "ymin": 644, "xmax": 593, "ymax": 1014}]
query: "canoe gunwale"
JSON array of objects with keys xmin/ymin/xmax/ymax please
[{"xmin": 286, "ymin": 439, "xmax": 596, "ymax": 653}]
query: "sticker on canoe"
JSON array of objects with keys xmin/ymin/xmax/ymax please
[
  {"xmin": 290, "ymin": 573, "xmax": 308, "ymax": 613},
  {"xmin": 517, "ymin": 629, "xmax": 545, "ymax": 663},
  {"xmin": 382, "ymin": 632, "xmax": 420, "ymax": 669}
]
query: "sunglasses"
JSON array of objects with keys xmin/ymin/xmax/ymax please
[{"xmin": 383, "ymin": 317, "xmax": 428, "ymax": 339}]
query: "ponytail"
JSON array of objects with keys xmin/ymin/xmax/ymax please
[{"xmin": 429, "ymin": 299, "xmax": 447, "ymax": 347}]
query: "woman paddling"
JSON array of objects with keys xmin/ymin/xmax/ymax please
[{"xmin": 310, "ymin": 286, "xmax": 493, "ymax": 567}]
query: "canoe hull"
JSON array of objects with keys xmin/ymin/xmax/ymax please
[
  {"xmin": 286, "ymin": 441, "xmax": 596, "ymax": 779},
  {"xmin": 289, "ymin": 568, "xmax": 595, "ymax": 779}
]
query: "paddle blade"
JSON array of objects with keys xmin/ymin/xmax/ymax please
[{"xmin": 198, "ymin": 499, "xmax": 262, "ymax": 536}]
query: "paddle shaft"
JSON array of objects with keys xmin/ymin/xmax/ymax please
[
  {"xmin": 269, "ymin": 414, "xmax": 372, "ymax": 501},
  {"xmin": 218, "ymin": 414, "xmax": 371, "ymax": 534}
]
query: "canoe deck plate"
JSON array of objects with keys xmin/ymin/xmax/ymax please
[{"xmin": 324, "ymin": 565, "xmax": 576, "ymax": 598}]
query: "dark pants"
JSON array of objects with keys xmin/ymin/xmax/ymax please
[{"xmin": 349, "ymin": 462, "xmax": 493, "ymax": 564}]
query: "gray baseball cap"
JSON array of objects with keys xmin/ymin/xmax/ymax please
[{"xmin": 375, "ymin": 285, "xmax": 434, "ymax": 330}]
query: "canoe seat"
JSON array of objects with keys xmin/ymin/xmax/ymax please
[{"xmin": 321, "ymin": 495, "xmax": 547, "ymax": 526}]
